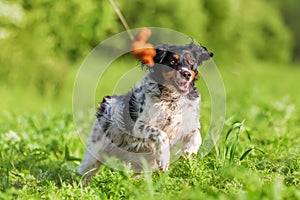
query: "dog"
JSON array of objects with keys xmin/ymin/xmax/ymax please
[{"xmin": 78, "ymin": 41, "xmax": 213, "ymax": 182}]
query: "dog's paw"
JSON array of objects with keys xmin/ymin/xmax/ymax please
[
  {"xmin": 157, "ymin": 159, "xmax": 170, "ymax": 172},
  {"xmin": 157, "ymin": 144, "xmax": 170, "ymax": 172}
]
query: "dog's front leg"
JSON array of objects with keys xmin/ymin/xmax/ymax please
[
  {"xmin": 133, "ymin": 120, "xmax": 170, "ymax": 172},
  {"xmin": 183, "ymin": 129, "xmax": 202, "ymax": 155}
]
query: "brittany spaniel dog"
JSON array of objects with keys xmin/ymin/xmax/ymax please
[{"xmin": 78, "ymin": 41, "xmax": 213, "ymax": 182}]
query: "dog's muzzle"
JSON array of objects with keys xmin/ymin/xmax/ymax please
[{"xmin": 180, "ymin": 68, "xmax": 195, "ymax": 82}]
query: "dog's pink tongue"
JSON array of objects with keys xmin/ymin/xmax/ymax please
[{"xmin": 179, "ymin": 82, "xmax": 189, "ymax": 91}]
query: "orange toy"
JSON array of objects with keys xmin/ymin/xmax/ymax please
[{"xmin": 131, "ymin": 28, "xmax": 156, "ymax": 67}]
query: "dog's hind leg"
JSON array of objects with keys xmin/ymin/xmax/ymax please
[
  {"xmin": 78, "ymin": 122, "xmax": 105, "ymax": 185},
  {"xmin": 78, "ymin": 146, "xmax": 103, "ymax": 186},
  {"xmin": 78, "ymin": 158, "xmax": 102, "ymax": 186}
]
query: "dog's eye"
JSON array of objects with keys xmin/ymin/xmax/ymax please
[
  {"xmin": 188, "ymin": 60, "xmax": 195, "ymax": 65},
  {"xmin": 168, "ymin": 58, "xmax": 177, "ymax": 66}
]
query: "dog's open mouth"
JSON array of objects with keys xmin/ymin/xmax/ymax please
[
  {"xmin": 177, "ymin": 81, "xmax": 190, "ymax": 92},
  {"xmin": 171, "ymin": 78, "xmax": 190, "ymax": 93}
]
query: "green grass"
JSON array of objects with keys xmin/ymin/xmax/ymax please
[{"xmin": 1, "ymin": 61, "xmax": 300, "ymax": 199}]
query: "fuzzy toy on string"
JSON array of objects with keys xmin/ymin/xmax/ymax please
[{"xmin": 131, "ymin": 28, "xmax": 156, "ymax": 67}]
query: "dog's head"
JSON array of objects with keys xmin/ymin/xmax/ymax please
[{"xmin": 150, "ymin": 42, "xmax": 213, "ymax": 94}]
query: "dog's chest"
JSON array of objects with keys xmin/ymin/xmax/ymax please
[{"xmin": 142, "ymin": 94, "xmax": 200, "ymax": 143}]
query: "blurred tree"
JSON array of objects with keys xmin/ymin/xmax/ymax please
[
  {"xmin": 0, "ymin": 0, "xmax": 119, "ymax": 94},
  {"xmin": 121, "ymin": 0, "xmax": 208, "ymax": 42},
  {"xmin": 20, "ymin": 0, "xmax": 119, "ymax": 63},
  {"xmin": 203, "ymin": 0, "xmax": 292, "ymax": 63},
  {"xmin": 122, "ymin": 0, "xmax": 292, "ymax": 64},
  {"xmin": 276, "ymin": 0, "xmax": 300, "ymax": 62},
  {"xmin": 0, "ymin": 0, "xmax": 295, "ymax": 96}
]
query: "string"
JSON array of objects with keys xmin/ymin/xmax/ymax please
[{"xmin": 108, "ymin": 0, "xmax": 135, "ymax": 41}]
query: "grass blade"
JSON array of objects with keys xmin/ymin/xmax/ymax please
[
  {"xmin": 240, "ymin": 148, "xmax": 253, "ymax": 161},
  {"xmin": 225, "ymin": 120, "xmax": 245, "ymax": 142}
]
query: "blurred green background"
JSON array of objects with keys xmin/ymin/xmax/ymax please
[
  {"xmin": 0, "ymin": 0, "xmax": 299, "ymax": 112},
  {"xmin": 1, "ymin": 1, "xmax": 300, "ymax": 198}
]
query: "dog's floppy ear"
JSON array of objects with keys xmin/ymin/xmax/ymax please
[
  {"xmin": 189, "ymin": 42, "xmax": 213, "ymax": 66},
  {"xmin": 153, "ymin": 44, "xmax": 169, "ymax": 64}
]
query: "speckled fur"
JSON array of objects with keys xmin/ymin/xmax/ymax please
[{"xmin": 78, "ymin": 42, "xmax": 213, "ymax": 183}]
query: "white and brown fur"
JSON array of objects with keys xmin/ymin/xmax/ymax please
[{"xmin": 78, "ymin": 42, "xmax": 213, "ymax": 182}]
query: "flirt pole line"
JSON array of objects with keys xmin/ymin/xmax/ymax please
[
  {"xmin": 108, "ymin": 0, "xmax": 156, "ymax": 66},
  {"xmin": 108, "ymin": 0, "xmax": 134, "ymax": 41}
]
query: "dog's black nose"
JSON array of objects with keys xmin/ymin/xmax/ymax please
[{"xmin": 181, "ymin": 70, "xmax": 192, "ymax": 80}]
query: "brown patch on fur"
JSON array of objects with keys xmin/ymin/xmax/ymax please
[
  {"xmin": 162, "ymin": 70, "xmax": 176, "ymax": 84},
  {"xmin": 191, "ymin": 130, "xmax": 197, "ymax": 134},
  {"xmin": 161, "ymin": 117, "xmax": 172, "ymax": 131},
  {"xmin": 173, "ymin": 54, "xmax": 179, "ymax": 60},
  {"xmin": 189, "ymin": 70, "xmax": 196, "ymax": 81}
]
